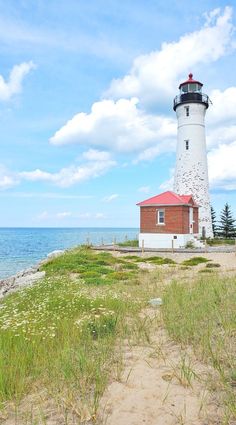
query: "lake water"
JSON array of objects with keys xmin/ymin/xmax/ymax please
[{"xmin": 0, "ymin": 228, "xmax": 138, "ymax": 279}]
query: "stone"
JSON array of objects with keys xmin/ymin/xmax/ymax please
[
  {"xmin": 148, "ymin": 298, "xmax": 163, "ymax": 307},
  {"xmin": 47, "ymin": 250, "xmax": 65, "ymax": 259}
]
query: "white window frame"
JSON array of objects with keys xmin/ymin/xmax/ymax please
[{"xmin": 157, "ymin": 209, "xmax": 165, "ymax": 225}]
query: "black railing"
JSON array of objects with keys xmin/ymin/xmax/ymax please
[{"xmin": 173, "ymin": 93, "xmax": 209, "ymax": 110}]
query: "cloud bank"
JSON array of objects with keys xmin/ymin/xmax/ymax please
[{"xmin": 0, "ymin": 61, "xmax": 36, "ymax": 101}]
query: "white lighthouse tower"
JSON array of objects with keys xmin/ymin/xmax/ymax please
[{"xmin": 173, "ymin": 73, "xmax": 213, "ymax": 238}]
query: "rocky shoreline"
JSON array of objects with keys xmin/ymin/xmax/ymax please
[{"xmin": 0, "ymin": 249, "xmax": 65, "ymax": 300}]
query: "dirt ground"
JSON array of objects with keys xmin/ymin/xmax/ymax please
[
  {"xmin": 1, "ymin": 252, "xmax": 235, "ymax": 425},
  {"xmin": 97, "ymin": 252, "xmax": 235, "ymax": 425}
]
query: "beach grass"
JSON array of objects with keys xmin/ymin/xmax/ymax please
[
  {"xmin": 162, "ymin": 275, "xmax": 236, "ymax": 421},
  {"xmin": 117, "ymin": 239, "xmax": 139, "ymax": 247},
  {"xmin": 0, "ymin": 247, "xmax": 235, "ymax": 423},
  {"xmin": 0, "ymin": 247, "xmax": 161, "ymax": 421},
  {"xmin": 181, "ymin": 256, "xmax": 210, "ymax": 266}
]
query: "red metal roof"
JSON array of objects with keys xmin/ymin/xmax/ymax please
[
  {"xmin": 137, "ymin": 191, "xmax": 198, "ymax": 207},
  {"xmin": 179, "ymin": 73, "xmax": 203, "ymax": 89}
]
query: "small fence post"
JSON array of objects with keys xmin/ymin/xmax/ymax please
[
  {"xmin": 171, "ymin": 239, "xmax": 174, "ymax": 253},
  {"xmin": 205, "ymin": 240, "xmax": 208, "ymax": 253},
  {"xmin": 125, "ymin": 234, "xmax": 128, "ymax": 242},
  {"xmin": 101, "ymin": 237, "xmax": 104, "ymax": 246},
  {"xmin": 142, "ymin": 239, "xmax": 144, "ymax": 255}
]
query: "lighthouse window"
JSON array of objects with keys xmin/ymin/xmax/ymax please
[
  {"xmin": 185, "ymin": 106, "xmax": 189, "ymax": 116},
  {"xmin": 189, "ymin": 83, "xmax": 197, "ymax": 92},
  {"xmin": 157, "ymin": 209, "xmax": 165, "ymax": 225},
  {"xmin": 185, "ymin": 140, "xmax": 189, "ymax": 150}
]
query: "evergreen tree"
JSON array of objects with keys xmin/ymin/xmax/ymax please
[
  {"xmin": 211, "ymin": 206, "xmax": 217, "ymax": 237},
  {"xmin": 218, "ymin": 203, "xmax": 236, "ymax": 239}
]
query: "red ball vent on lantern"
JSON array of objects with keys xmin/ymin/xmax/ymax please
[
  {"xmin": 173, "ymin": 73, "xmax": 209, "ymax": 111},
  {"xmin": 179, "ymin": 73, "xmax": 203, "ymax": 89}
]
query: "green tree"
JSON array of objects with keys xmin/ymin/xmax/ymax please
[
  {"xmin": 211, "ymin": 206, "xmax": 217, "ymax": 237},
  {"xmin": 218, "ymin": 203, "xmax": 236, "ymax": 239}
]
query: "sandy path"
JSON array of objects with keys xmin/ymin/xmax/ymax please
[
  {"xmin": 98, "ymin": 310, "xmax": 220, "ymax": 425},
  {"xmin": 98, "ymin": 254, "xmax": 236, "ymax": 425}
]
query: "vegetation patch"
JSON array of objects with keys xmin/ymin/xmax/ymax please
[
  {"xmin": 118, "ymin": 239, "xmax": 139, "ymax": 247},
  {"xmin": 181, "ymin": 256, "xmax": 210, "ymax": 266},
  {"xmin": 144, "ymin": 256, "xmax": 176, "ymax": 265},
  {"xmin": 0, "ymin": 247, "xmax": 160, "ymax": 420},
  {"xmin": 206, "ymin": 262, "xmax": 221, "ymax": 268},
  {"xmin": 163, "ymin": 275, "xmax": 236, "ymax": 421},
  {"xmin": 198, "ymin": 269, "xmax": 213, "ymax": 274}
]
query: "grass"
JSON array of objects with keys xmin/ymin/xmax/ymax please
[
  {"xmin": 125, "ymin": 255, "xmax": 176, "ymax": 265},
  {"xmin": 162, "ymin": 275, "xmax": 236, "ymax": 422},
  {"xmin": 1, "ymin": 246, "xmax": 235, "ymax": 423},
  {"xmin": 181, "ymin": 256, "xmax": 210, "ymax": 266},
  {"xmin": 117, "ymin": 239, "xmax": 139, "ymax": 247},
  {"xmin": 206, "ymin": 238, "xmax": 235, "ymax": 246},
  {"xmin": 0, "ymin": 247, "xmax": 161, "ymax": 422},
  {"xmin": 206, "ymin": 262, "xmax": 221, "ymax": 268}
]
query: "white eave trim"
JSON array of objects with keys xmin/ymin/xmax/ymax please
[{"xmin": 138, "ymin": 203, "xmax": 199, "ymax": 207}]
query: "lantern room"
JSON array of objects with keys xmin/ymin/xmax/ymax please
[{"xmin": 173, "ymin": 73, "xmax": 209, "ymax": 110}]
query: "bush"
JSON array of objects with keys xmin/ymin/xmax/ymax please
[{"xmin": 182, "ymin": 257, "xmax": 210, "ymax": 266}]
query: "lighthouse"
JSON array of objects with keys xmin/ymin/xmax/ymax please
[{"xmin": 173, "ymin": 73, "xmax": 213, "ymax": 238}]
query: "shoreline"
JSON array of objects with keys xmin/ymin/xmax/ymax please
[
  {"xmin": 1, "ymin": 243, "xmax": 235, "ymax": 300},
  {"xmin": 0, "ymin": 250, "xmax": 65, "ymax": 299}
]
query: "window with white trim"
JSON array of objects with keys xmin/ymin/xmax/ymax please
[{"xmin": 157, "ymin": 209, "xmax": 165, "ymax": 225}]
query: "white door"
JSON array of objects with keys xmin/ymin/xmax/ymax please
[{"xmin": 189, "ymin": 207, "xmax": 193, "ymax": 234}]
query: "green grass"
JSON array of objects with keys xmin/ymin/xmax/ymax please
[
  {"xmin": 124, "ymin": 255, "xmax": 176, "ymax": 265},
  {"xmin": 181, "ymin": 256, "xmax": 210, "ymax": 266},
  {"xmin": 0, "ymin": 247, "xmax": 160, "ymax": 421},
  {"xmin": 206, "ymin": 238, "xmax": 235, "ymax": 246},
  {"xmin": 163, "ymin": 275, "xmax": 236, "ymax": 422},
  {"xmin": 206, "ymin": 262, "xmax": 221, "ymax": 268},
  {"xmin": 118, "ymin": 239, "xmax": 139, "ymax": 247},
  {"xmin": 144, "ymin": 256, "xmax": 176, "ymax": 265}
]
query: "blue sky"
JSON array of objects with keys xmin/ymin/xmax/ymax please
[{"xmin": 0, "ymin": 0, "xmax": 236, "ymax": 227}]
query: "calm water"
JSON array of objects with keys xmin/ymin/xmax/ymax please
[{"xmin": 0, "ymin": 228, "xmax": 138, "ymax": 279}]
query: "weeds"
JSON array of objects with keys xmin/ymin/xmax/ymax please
[
  {"xmin": 0, "ymin": 247, "xmax": 160, "ymax": 421},
  {"xmin": 181, "ymin": 256, "xmax": 210, "ymax": 266},
  {"xmin": 118, "ymin": 239, "xmax": 139, "ymax": 247},
  {"xmin": 163, "ymin": 275, "xmax": 236, "ymax": 422}
]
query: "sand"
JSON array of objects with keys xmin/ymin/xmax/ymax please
[{"xmin": 97, "ymin": 252, "xmax": 235, "ymax": 425}]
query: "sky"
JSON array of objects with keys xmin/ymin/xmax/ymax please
[{"xmin": 0, "ymin": 0, "xmax": 236, "ymax": 227}]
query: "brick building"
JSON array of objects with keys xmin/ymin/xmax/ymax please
[{"xmin": 137, "ymin": 191, "xmax": 199, "ymax": 249}]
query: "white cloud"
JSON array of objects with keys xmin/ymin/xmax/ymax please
[
  {"xmin": 103, "ymin": 194, "xmax": 119, "ymax": 202},
  {"xmin": 56, "ymin": 211, "xmax": 72, "ymax": 219},
  {"xmin": 82, "ymin": 149, "xmax": 111, "ymax": 161},
  {"xmin": 0, "ymin": 61, "xmax": 36, "ymax": 101},
  {"xmin": 20, "ymin": 156, "xmax": 116, "ymax": 188},
  {"xmin": 37, "ymin": 211, "xmax": 49, "ymax": 220},
  {"xmin": 106, "ymin": 7, "xmax": 233, "ymax": 105},
  {"xmin": 95, "ymin": 213, "xmax": 106, "ymax": 219},
  {"xmin": 0, "ymin": 166, "xmax": 19, "ymax": 190},
  {"xmin": 208, "ymin": 142, "xmax": 236, "ymax": 190},
  {"xmin": 0, "ymin": 191, "xmax": 93, "ymax": 199},
  {"xmin": 159, "ymin": 168, "xmax": 175, "ymax": 192},
  {"xmin": 49, "ymin": 7, "xmax": 234, "ymax": 161},
  {"xmin": 138, "ymin": 186, "xmax": 150, "ymax": 194},
  {"xmin": 50, "ymin": 97, "xmax": 176, "ymax": 153}
]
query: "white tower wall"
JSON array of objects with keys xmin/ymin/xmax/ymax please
[{"xmin": 173, "ymin": 102, "xmax": 213, "ymax": 237}]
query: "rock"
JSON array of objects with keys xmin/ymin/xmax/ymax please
[
  {"xmin": 14, "ymin": 271, "xmax": 46, "ymax": 288},
  {"xmin": 47, "ymin": 250, "xmax": 65, "ymax": 259},
  {"xmin": 148, "ymin": 298, "xmax": 163, "ymax": 307}
]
